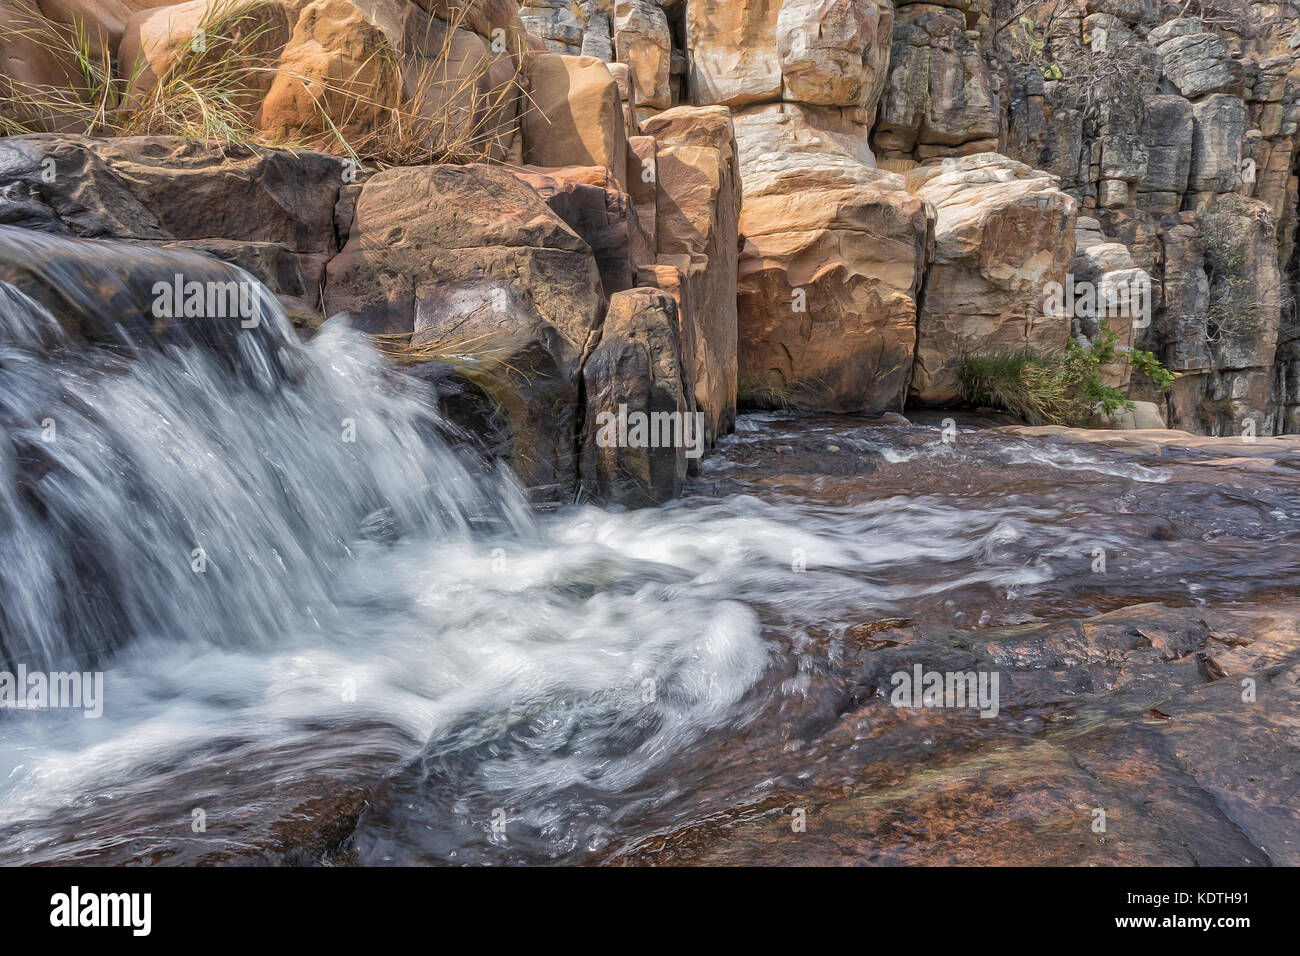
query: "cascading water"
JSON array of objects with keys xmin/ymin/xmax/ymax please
[
  {"xmin": 3, "ymin": 228, "xmax": 1299, "ymax": 865},
  {"xmin": 0, "ymin": 228, "xmax": 530, "ymax": 669},
  {"xmin": 0, "ymin": 229, "xmax": 769, "ymax": 864}
]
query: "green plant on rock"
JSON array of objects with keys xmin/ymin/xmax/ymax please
[{"xmin": 959, "ymin": 327, "xmax": 1174, "ymax": 426}]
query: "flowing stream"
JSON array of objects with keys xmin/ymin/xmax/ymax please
[{"xmin": 3, "ymin": 233, "xmax": 1299, "ymax": 865}]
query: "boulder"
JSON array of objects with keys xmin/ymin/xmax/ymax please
[
  {"xmin": 775, "ymin": 0, "xmax": 892, "ymax": 114},
  {"xmin": 256, "ymin": 0, "xmax": 401, "ymax": 147},
  {"xmin": 522, "ymin": 52, "xmax": 627, "ymax": 186},
  {"xmin": 322, "ymin": 163, "xmax": 602, "ymax": 344},
  {"xmin": 35, "ymin": 0, "xmax": 177, "ymax": 51},
  {"xmin": 1100, "ymin": 400, "xmax": 1167, "ymax": 430},
  {"xmin": 606, "ymin": 60, "xmax": 639, "ymax": 135},
  {"xmin": 0, "ymin": 135, "xmax": 346, "ymax": 266},
  {"xmin": 509, "ymin": 164, "xmax": 652, "ymax": 296},
  {"xmin": 516, "ymin": 0, "xmax": 584, "ymax": 54},
  {"xmin": 613, "ymin": 0, "xmax": 670, "ymax": 109},
  {"xmin": 906, "ymin": 153, "xmax": 1077, "ymax": 406},
  {"xmin": 0, "ymin": 224, "xmax": 286, "ymax": 357},
  {"xmin": 256, "ymin": 0, "xmax": 520, "ymax": 162},
  {"xmin": 686, "ymin": 0, "xmax": 782, "ymax": 107},
  {"xmin": 641, "ymin": 105, "xmax": 742, "ymax": 442},
  {"xmin": 1149, "ymin": 18, "xmax": 1244, "ymax": 99},
  {"xmin": 735, "ymin": 101, "xmax": 879, "ymax": 174},
  {"xmin": 581, "ymin": 287, "xmax": 695, "ymax": 506},
  {"xmin": 0, "ymin": 0, "xmax": 86, "ymax": 131},
  {"xmin": 118, "ymin": 0, "xmax": 293, "ymax": 109},
  {"xmin": 322, "ymin": 164, "xmax": 606, "ymax": 496},
  {"xmin": 735, "ymin": 119, "xmax": 928, "ymax": 412},
  {"xmin": 416, "ymin": 0, "xmax": 526, "ymax": 46}
]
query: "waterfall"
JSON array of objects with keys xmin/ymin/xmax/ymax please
[{"xmin": 0, "ymin": 226, "xmax": 531, "ymax": 670}]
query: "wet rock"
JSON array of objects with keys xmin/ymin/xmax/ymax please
[
  {"xmin": 0, "ymin": 135, "xmax": 346, "ymax": 262},
  {"xmin": 581, "ymin": 288, "xmax": 694, "ymax": 506},
  {"xmin": 0, "ymin": 225, "xmax": 287, "ymax": 357},
  {"xmin": 609, "ymin": 600, "xmax": 1300, "ymax": 866},
  {"xmin": 323, "ymin": 164, "xmax": 604, "ymax": 497}
]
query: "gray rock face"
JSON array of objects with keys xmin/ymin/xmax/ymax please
[
  {"xmin": 1189, "ymin": 94, "xmax": 1245, "ymax": 194},
  {"xmin": 1099, "ymin": 133, "xmax": 1148, "ymax": 182},
  {"xmin": 872, "ymin": 5, "xmax": 1000, "ymax": 159},
  {"xmin": 1139, "ymin": 95, "xmax": 1194, "ymax": 196},
  {"xmin": 1149, "ymin": 19, "xmax": 1244, "ymax": 99},
  {"xmin": 518, "ymin": 0, "xmax": 586, "ymax": 53}
]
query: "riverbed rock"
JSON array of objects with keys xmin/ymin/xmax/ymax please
[
  {"xmin": 907, "ymin": 153, "xmax": 1077, "ymax": 406},
  {"xmin": 581, "ymin": 287, "xmax": 694, "ymax": 506},
  {"xmin": 0, "ymin": 224, "xmax": 285, "ymax": 354}
]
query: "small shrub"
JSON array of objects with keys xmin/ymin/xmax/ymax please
[
  {"xmin": 1199, "ymin": 195, "xmax": 1261, "ymax": 345},
  {"xmin": 959, "ymin": 328, "xmax": 1174, "ymax": 426}
]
